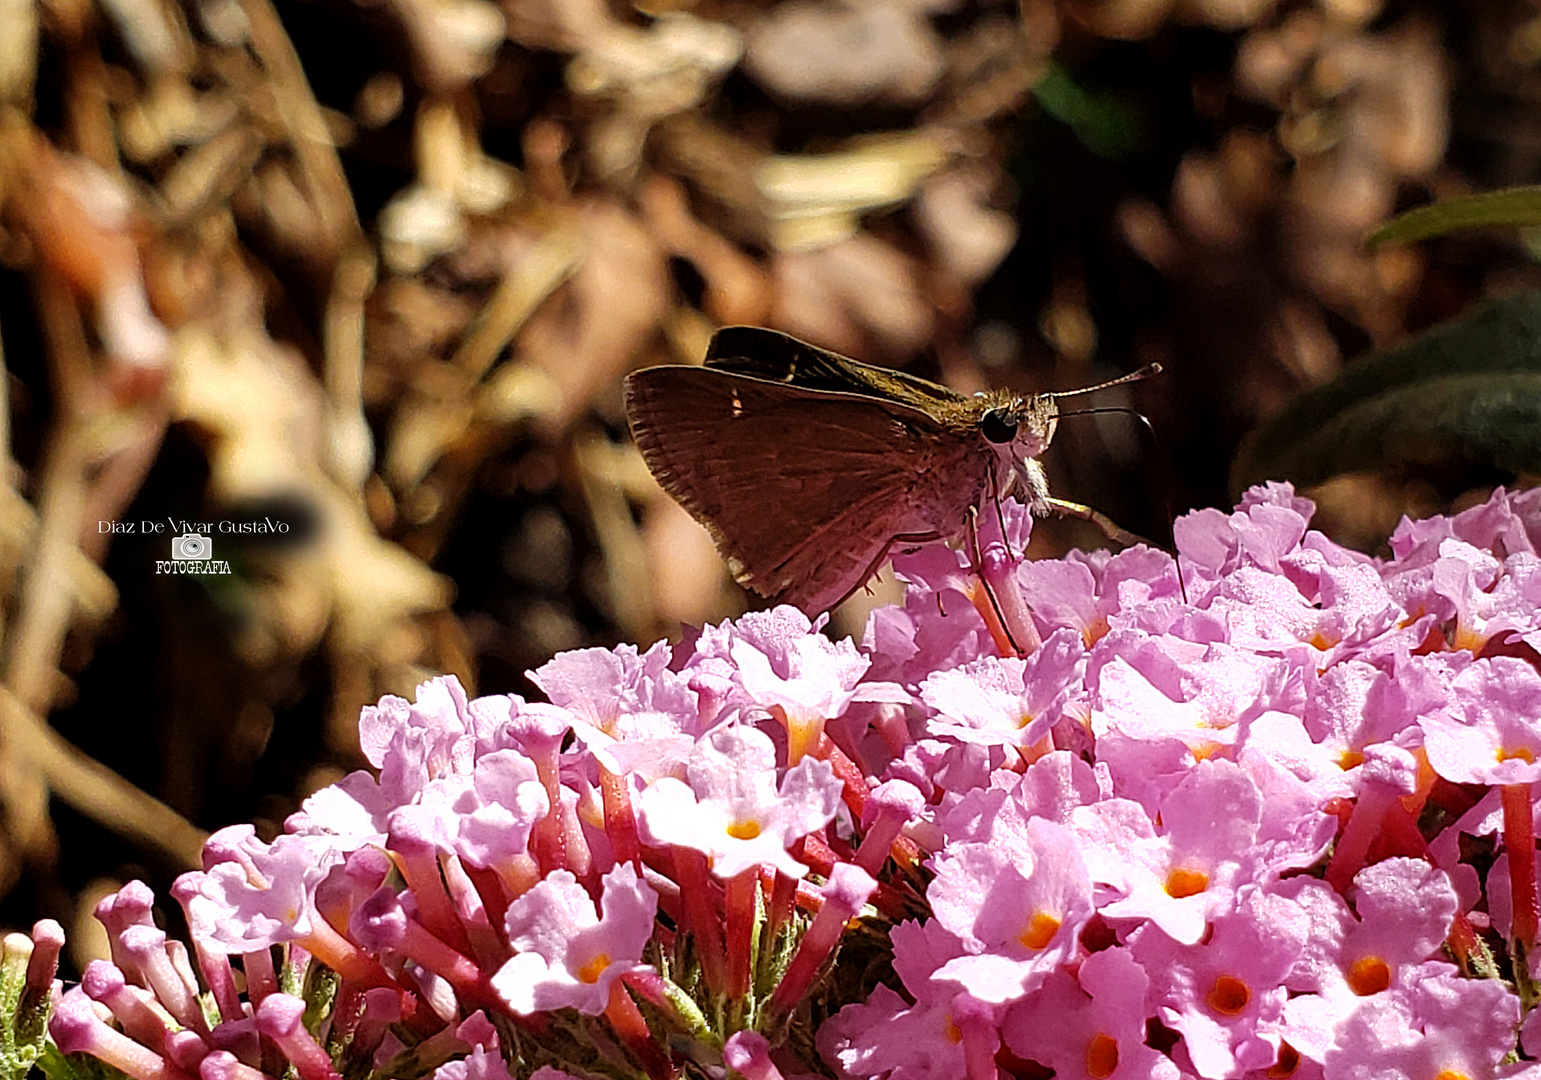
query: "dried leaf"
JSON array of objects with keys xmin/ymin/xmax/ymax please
[
  {"xmin": 770, "ymin": 233, "xmax": 933, "ymax": 355},
  {"xmin": 757, "ymin": 132, "xmax": 951, "ymax": 252},
  {"xmin": 744, "ymin": 1, "xmax": 944, "ymax": 105}
]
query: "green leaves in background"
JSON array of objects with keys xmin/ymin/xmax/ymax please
[
  {"xmin": 1032, "ymin": 63, "xmax": 1149, "ymax": 161},
  {"xmin": 1369, "ymin": 186, "xmax": 1541, "ymax": 247},
  {"xmin": 1231, "ymin": 292, "xmax": 1541, "ymax": 497}
]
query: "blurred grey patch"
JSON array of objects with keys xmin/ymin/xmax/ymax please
[
  {"xmin": 521, "ymin": 600, "xmax": 583, "ymax": 657},
  {"xmin": 499, "ymin": 506, "xmax": 573, "ymax": 589},
  {"xmin": 1092, "ymin": 393, "xmax": 1144, "ymax": 467},
  {"xmin": 973, "ymin": 321, "xmax": 1022, "ymax": 371}
]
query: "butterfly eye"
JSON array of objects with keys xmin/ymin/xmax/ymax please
[{"xmin": 980, "ymin": 408, "xmax": 1019, "ymax": 444}]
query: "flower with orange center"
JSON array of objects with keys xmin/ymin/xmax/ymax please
[
  {"xmin": 1164, "ymin": 867, "xmax": 1208, "ymax": 899},
  {"xmin": 1206, "ymin": 975, "xmax": 1251, "ymax": 1015},
  {"xmin": 1085, "ymin": 1032, "xmax": 1119, "ymax": 1078},
  {"xmin": 1345, "ymin": 955, "xmax": 1391, "ymax": 996},
  {"xmin": 1019, "ymin": 911, "xmax": 1061, "ymax": 951}
]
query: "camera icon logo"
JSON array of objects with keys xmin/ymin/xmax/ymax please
[{"xmin": 171, "ymin": 532, "xmax": 212, "ymax": 561}]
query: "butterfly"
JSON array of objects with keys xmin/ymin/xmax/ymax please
[{"xmin": 625, "ymin": 326, "xmax": 1153, "ymax": 616}]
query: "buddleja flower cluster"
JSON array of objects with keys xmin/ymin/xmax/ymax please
[{"xmin": 11, "ymin": 483, "xmax": 1541, "ymax": 1080}]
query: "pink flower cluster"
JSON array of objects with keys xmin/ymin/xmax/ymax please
[{"xmin": 24, "ymin": 483, "xmax": 1541, "ymax": 1080}]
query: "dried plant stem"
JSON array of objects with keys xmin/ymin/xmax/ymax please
[
  {"xmin": 0, "ymin": 446, "xmax": 79, "ymax": 864},
  {"xmin": 575, "ymin": 434, "xmax": 657, "ymax": 642},
  {"xmin": 8, "ymin": 274, "xmax": 96, "ymax": 714},
  {"xmin": 76, "ymin": 416, "xmax": 168, "ymax": 564},
  {"xmin": 4, "ymin": 419, "xmax": 89, "ymax": 715},
  {"xmin": 1, "ymin": 279, "xmax": 96, "ymax": 870},
  {"xmin": 0, "ymin": 687, "xmax": 205, "ymax": 869},
  {"xmin": 237, "ymin": 0, "xmax": 360, "ymax": 251},
  {"xmin": 0, "ymin": 310, "xmax": 10, "ymax": 485},
  {"xmin": 0, "ymin": 273, "xmax": 196, "ymax": 872},
  {"xmin": 324, "ymin": 244, "xmax": 377, "ymax": 490},
  {"xmin": 452, "ymin": 229, "xmax": 584, "ymax": 381}
]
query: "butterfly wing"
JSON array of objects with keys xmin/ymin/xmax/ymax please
[
  {"xmin": 704, "ymin": 326, "xmax": 970, "ymax": 419},
  {"xmin": 625, "ymin": 365, "xmax": 979, "ymax": 614}
]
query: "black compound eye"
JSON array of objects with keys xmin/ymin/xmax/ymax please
[{"xmin": 980, "ymin": 408, "xmax": 1019, "ymax": 444}]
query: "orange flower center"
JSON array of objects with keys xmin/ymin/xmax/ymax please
[
  {"xmin": 1018, "ymin": 911, "xmax": 1061, "ymax": 950},
  {"xmin": 1165, "ymin": 867, "xmax": 1209, "ymax": 898},
  {"xmin": 1086, "ymin": 1033, "xmax": 1119, "ymax": 1078},
  {"xmin": 1346, "ymin": 955, "xmax": 1391, "ymax": 996},
  {"xmin": 1267, "ymin": 1041, "xmax": 1301, "ymax": 1078},
  {"xmin": 577, "ymin": 953, "xmax": 611, "ymax": 984},
  {"xmin": 1207, "ymin": 975, "xmax": 1250, "ymax": 1015},
  {"xmin": 726, "ymin": 820, "xmax": 762, "ymax": 840}
]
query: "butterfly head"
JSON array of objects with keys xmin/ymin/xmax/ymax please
[
  {"xmin": 976, "ymin": 393, "xmax": 1058, "ymax": 510},
  {"xmin": 979, "ymin": 394, "xmax": 1058, "ymax": 460}
]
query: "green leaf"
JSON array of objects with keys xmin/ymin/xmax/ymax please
[
  {"xmin": 1230, "ymin": 292, "xmax": 1541, "ymax": 497},
  {"xmin": 1032, "ymin": 64, "xmax": 1148, "ymax": 162},
  {"xmin": 35, "ymin": 1045, "xmax": 127, "ymax": 1080},
  {"xmin": 0, "ymin": 934, "xmax": 52, "ymax": 1080},
  {"xmin": 1368, "ymin": 186, "xmax": 1541, "ymax": 246}
]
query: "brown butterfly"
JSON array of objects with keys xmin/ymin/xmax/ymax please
[{"xmin": 624, "ymin": 327, "xmax": 1154, "ymax": 616}]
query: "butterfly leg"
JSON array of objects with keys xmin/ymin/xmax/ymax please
[
  {"xmin": 890, "ymin": 532, "xmax": 947, "ymax": 546},
  {"xmin": 987, "ymin": 465, "xmax": 1016, "ymax": 560},
  {"xmin": 836, "ymin": 531, "xmax": 946, "ymax": 610},
  {"xmin": 1045, "ymin": 497, "xmax": 1151, "ymax": 548}
]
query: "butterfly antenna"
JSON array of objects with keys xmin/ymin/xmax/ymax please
[
  {"xmin": 1046, "ymin": 362, "xmax": 1162, "ymax": 401},
  {"xmin": 1055, "ymin": 404, "xmax": 1156, "ymax": 436}
]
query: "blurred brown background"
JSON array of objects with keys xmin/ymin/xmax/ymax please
[{"xmin": 0, "ymin": 0, "xmax": 1538, "ymax": 965}]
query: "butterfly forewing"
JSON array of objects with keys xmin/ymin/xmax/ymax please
[
  {"xmin": 705, "ymin": 326, "xmax": 979, "ymax": 425},
  {"xmin": 625, "ymin": 365, "xmax": 969, "ymax": 612}
]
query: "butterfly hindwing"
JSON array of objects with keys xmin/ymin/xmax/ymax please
[{"xmin": 625, "ymin": 364, "xmax": 957, "ymax": 611}]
